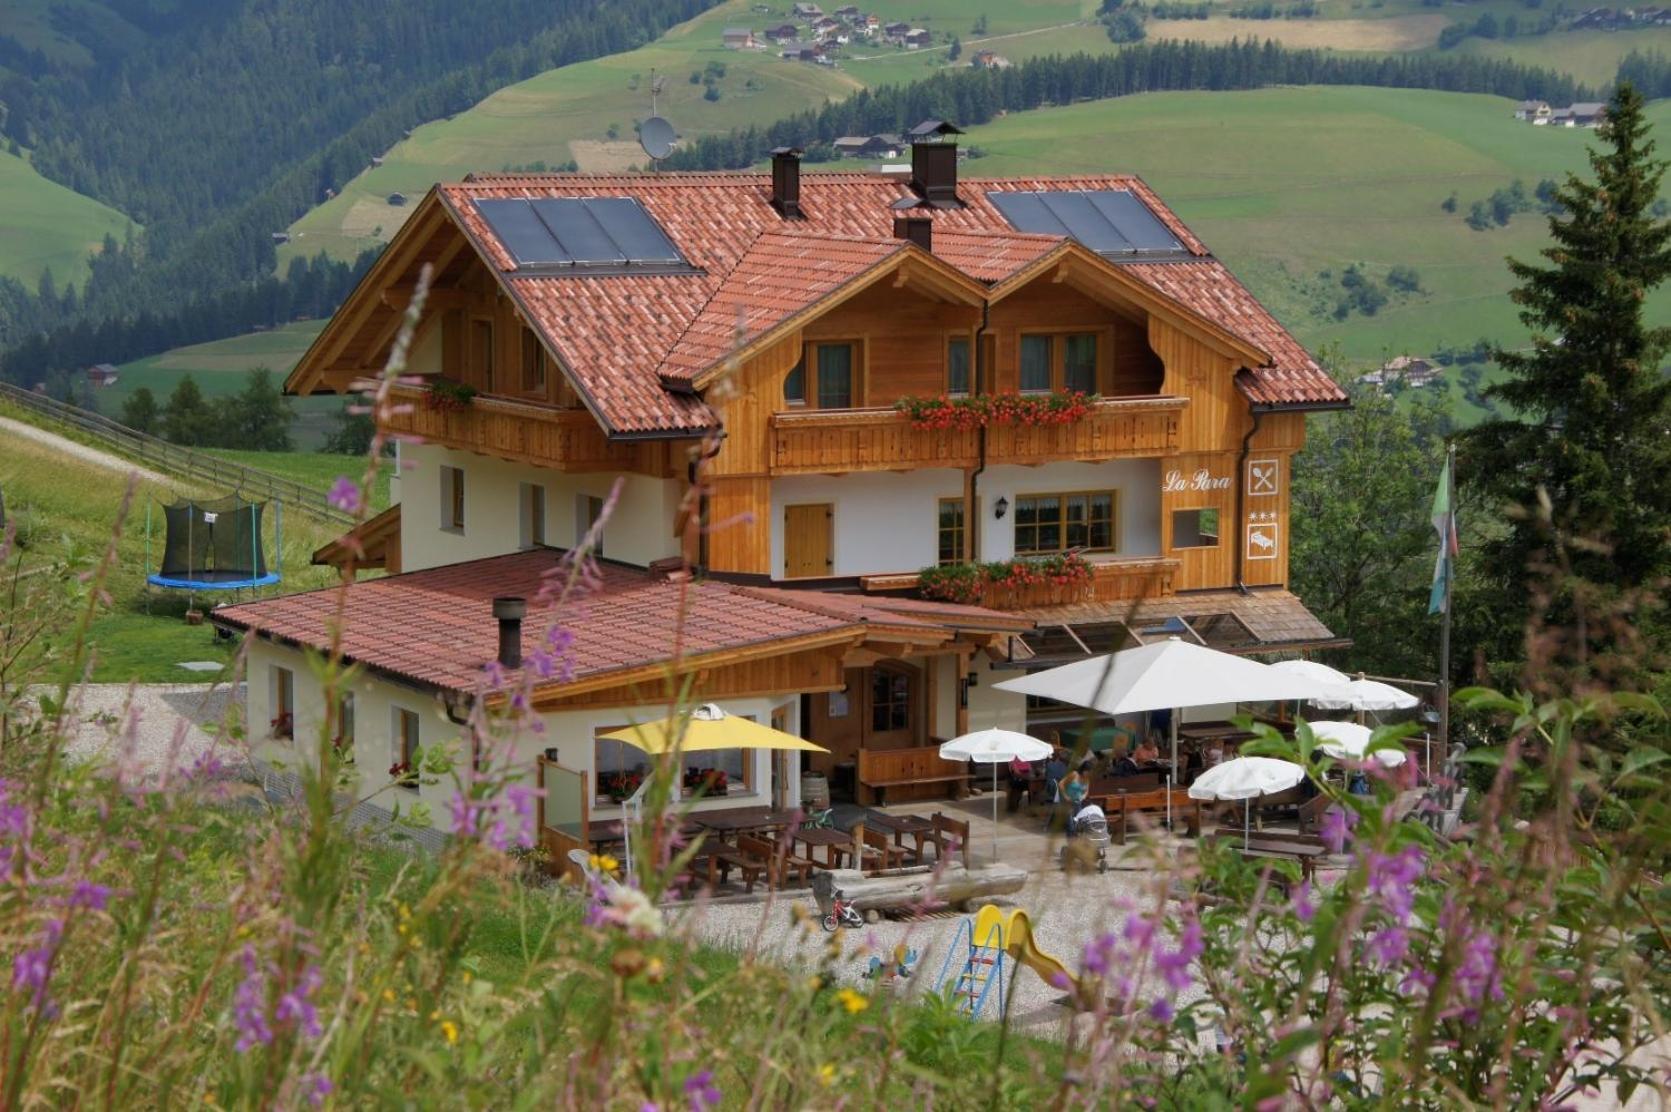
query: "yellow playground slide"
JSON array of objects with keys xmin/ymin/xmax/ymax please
[{"xmin": 972, "ymin": 905, "xmax": 1080, "ymax": 995}]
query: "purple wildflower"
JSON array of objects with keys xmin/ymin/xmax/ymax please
[
  {"xmin": 303, "ymin": 1073, "xmax": 333, "ymax": 1107},
  {"xmin": 1148, "ymin": 997, "xmax": 1175, "ymax": 1023},
  {"xmin": 1443, "ymin": 902, "xmax": 1504, "ymax": 1008},
  {"xmin": 1401, "ymin": 965, "xmax": 1438, "ymax": 995},
  {"xmin": 65, "ymin": 880, "xmax": 111, "ymax": 911},
  {"xmin": 275, "ymin": 964, "xmax": 324, "ymax": 1040},
  {"xmin": 501, "ymin": 782, "xmax": 540, "ymax": 850},
  {"xmin": 1366, "ymin": 845, "xmax": 1426, "ymax": 923},
  {"xmin": 233, "ymin": 947, "xmax": 274, "ymax": 1051},
  {"xmin": 1153, "ymin": 915, "xmax": 1203, "ymax": 994},
  {"xmin": 1368, "ymin": 925, "xmax": 1410, "ymax": 968},
  {"xmin": 1319, "ymin": 806, "xmax": 1356, "ymax": 854},
  {"xmin": 327, "ymin": 476, "xmax": 363, "ymax": 515},
  {"xmin": 1291, "ymin": 879, "xmax": 1317, "ymax": 923},
  {"xmin": 684, "ymin": 1070, "xmax": 721, "ymax": 1112},
  {"xmin": 1082, "ymin": 931, "xmax": 1118, "ymax": 978},
  {"xmin": 447, "ymin": 792, "xmax": 484, "ymax": 839},
  {"xmin": 11, "ymin": 918, "xmax": 63, "ymax": 1011}
]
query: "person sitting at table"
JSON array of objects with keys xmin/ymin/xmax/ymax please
[
  {"xmin": 1133, "ymin": 734, "xmax": 1161, "ymax": 764},
  {"xmin": 1205, "ymin": 739, "xmax": 1226, "ymax": 768},
  {"xmin": 1111, "ymin": 752, "xmax": 1140, "ymax": 777},
  {"xmin": 1006, "ymin": 754, "xmax": 1034, "ymax": 813}
]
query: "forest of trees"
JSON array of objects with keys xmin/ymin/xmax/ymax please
[
  {"xmin": 662, "ymin": 39, "xmax": 1592, "ymax": 171},
  {"xmin": 0, "ymin": 0, "xmax": 717, "ymax": 358},
  {"xmin": 0, "ymin": 248, "xmax": 376, "ymax": 389}
]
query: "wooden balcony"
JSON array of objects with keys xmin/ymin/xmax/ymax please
[
  {"xmin": 861, "ymin": 556, "xmax": 1180, "ymax": 612},
  {"xmin": 381, "ymin": 386, "xmax": 643, "ymax": 472},
  {"xmin": 769, "ymin": 396, "xmax": 1186, "ymax": 475}
]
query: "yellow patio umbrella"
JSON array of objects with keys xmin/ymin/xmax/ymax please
[
  {"xmin": 598, "ymin": 703, "xmax": 829, "ymax": 754},
  {"xmin": 597, "ymin": 704, "xmax": 827, "ymax": 884}
]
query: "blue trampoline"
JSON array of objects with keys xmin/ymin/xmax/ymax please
[{"xmin": 146, "ymin": 495, "xmax": 282, "ymax": 595}]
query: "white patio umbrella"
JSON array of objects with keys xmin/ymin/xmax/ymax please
[
  {"xmin": 994, "ymin": 638, "xmax": 1341, "ymax": 773},
  {"xmin": 939, "ymin": 729, "xmax": 1052, "ymax": 861},
  {"xmin": 1311, "ymin": 679, "xmax": 1420, "ymax": 712},
  {"xmin": 1268, "ymin": 659, "xmax": 1353, "ymax": 687},
  {"xmin": 1187, "ymin": 756, "xmax": 1306, "ymax": 848},
  {"xmin": 1310, "ymin": 720, "xmax": 1408, "ymax": 768}
]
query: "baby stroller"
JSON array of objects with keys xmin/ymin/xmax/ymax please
[{"xmin": 1061, "ymin": 803, "xmax": 1110, "ymax": 874}]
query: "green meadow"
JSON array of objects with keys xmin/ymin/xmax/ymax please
[
  {"xmin": 958, "ymin": 86, "xmax": 1671, "ymax": 364},
  {"xmin": 0, "ymin": 145, "xmax": 135, "ymax": 286}
]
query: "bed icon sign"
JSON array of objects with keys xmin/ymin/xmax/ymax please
[{"xmin": 1246, "ymin": 521, "xmax": 1279, "ymax": 560}]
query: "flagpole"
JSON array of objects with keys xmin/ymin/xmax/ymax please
[{"xmin": 1437, "ymin": 440, "xmax": 1456, "ymax": 766}]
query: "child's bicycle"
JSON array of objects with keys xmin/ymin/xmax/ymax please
[{"xmin": 822, "ymin": 888, "xmax": 864, "ymax": 932}]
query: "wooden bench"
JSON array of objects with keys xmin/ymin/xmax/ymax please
[
  {"xmin": 703, "ymin": 844, "xmax": 766, "ymax": 894},
  {"xmin": 929, "ymin": 813, "xmax": 971, "ymax": 869},
  {"xmin": 857, "ymin": 747, "xmax": 970, "ymax": 805},
  {"xmin": 1208, "ymin": 831, "xmax": 1327, "ymax": 884},
  {"xmin": 1097, "ymin": 789, "xmax": 1202, "ymax": 844},
  {"xmin": 852, "ymin": 824, "xmax": 909, "ymax": 873},
  {"xmin": 737, "ymin": 833, "xmax": 817, "ymax": 889}
]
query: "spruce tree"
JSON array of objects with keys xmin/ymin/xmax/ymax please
[
  {"xmin": 121, "ymin": 386, "xmax": 159, "ymax": 434},
  {"xmin": 1462, "ymin": 82, "xmax": 1671, "ymax": 679}
]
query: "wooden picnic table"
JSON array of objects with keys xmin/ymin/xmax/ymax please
[
  {"xmin": 693, "ymin": 807, "xmax": 801, "ymax": 836},
  {"xmin": 1222, "ymin": 835, "xmax": 1327, "ymax": 881},
  {"xmin": 866, "ymin": 812, "xmax": 936, "ymax": 862},
  {"xmin": 792, "ymin": 827, "xmax": 853, "ymax": 869}
]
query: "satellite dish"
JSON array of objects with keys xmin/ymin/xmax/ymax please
[{"xmin": 640, "ymin": 116, "xmax": 676, "ymax": 161}]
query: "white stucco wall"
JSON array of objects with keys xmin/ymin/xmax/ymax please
[
  {"xmin": 241, "ymin": 637, "xmax": 804, "ymax": 838},
  {"xmin": 966, "ymin": 655, "xmax": 1029, "ymax": 733},
  {"xmin": 979, "ymin": 459, "xmax": 1162, "ymax": 562},
  {"xmin": 769, "ymin": 459, "xmax": 1162, "ymax": 578},
  {"xmin": 401, "ymin": 443, "xmax": 681, "ymax": 572}
]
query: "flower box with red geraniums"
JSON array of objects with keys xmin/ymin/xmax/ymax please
[
  {"xmin": 683, "ymin": 768, "xmax": 729, "ymax": 797},
  {"xmin": 894, "ymin": 392, "xmax": 1097, "ymax": 431},
  {"xmin": 388, "ymin": 761, "xmax": 418, "ymax": 788},
  {"xmin": 424, "ymin": 378, "xmax": 478, "ymax": 413},
  {"xmin": 918, "ymin": 552, "xmax": 1094, "ymax": 608},
  {"xmin": 269, "ymin": 712, "xmax": 294, "ymax": 739},
  {"xmin": 600, "ymin": 770, "xmax": 644, "ymax": 803}
]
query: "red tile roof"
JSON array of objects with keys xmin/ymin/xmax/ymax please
[
  {"xmin": 213, "ymin": 550, "xmax": 1026, "ymax": 696},
  {"xmin": 657, "ymin": 231, "xmax": 905, "ymax": 384},
  {"xmin": 437, "ymin": 171, "xmax": 1343, "ymax": 433}
]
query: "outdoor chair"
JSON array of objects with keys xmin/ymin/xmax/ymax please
[
  {"xmin": 928, "ymin": 813, "xmax": 971, "ymax": 869},
  {"xmin": 738, "ymin": 833, "xmax": 816, "ymax": 889}
]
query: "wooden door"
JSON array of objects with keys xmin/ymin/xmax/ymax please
[{"xmin": 783, "ymin": 503, "xmax": 833, "ymax": 579}]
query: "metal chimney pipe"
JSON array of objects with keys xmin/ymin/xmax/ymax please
[
  {"xmin": 770, "ymin": 146, "xmax": 803, "ymax": 218},
  {"xmin": 492, "ymin": 596, "xmax": 526, "ymax": 670},
  {"xmin": 893, "ymin": 214, "xmax": 932, "ymax": 252}
]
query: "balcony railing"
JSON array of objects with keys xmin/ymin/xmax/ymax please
[
  {"xmin": 382, "ymin": 386, "xmax": 640, "ymax": 471},
  {"xmin": 770, "ymin": 396, "xmax": 1186, "ymax": 475}
]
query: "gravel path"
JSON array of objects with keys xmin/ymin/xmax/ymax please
[
  {"xmin": 44, "ymin": 681, "xmax": 244, "ymax": 778},
  {"xmin": 674, "ymin": 834, "xmax": 1216, "ymax": 1040},
  {"xmin": 0, "ymin": 415, "xmax": 172, "ymax": 485}
]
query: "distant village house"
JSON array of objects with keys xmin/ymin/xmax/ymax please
[
  {"xmin": 85, "ymin": 364, "xmax": 120, "ymax": 388},
  {"xmin": 764, "ymin": 22, "xmax": 798, "ymax": 42},
  {"xmin": 904, "ymin": 28, "xmax": 932, "ymax": 48},
  {"xmin": 972, "ymin": 50, "xmax": 1011, "ymax": 69},
  {"xmin": 1517, "ymin": 100, "xmax": 1606, "ymax": 128},
  {"xmin": 722, "ymin": 27, "xmax": 756, "ymax": 48},
  {"xmin": 1362, "ymin": 355, "xmax": 1442, "ymax": 390},
  {"xmin": 831, "ymin": 133, "xmax": 902, "ymax": 158}
]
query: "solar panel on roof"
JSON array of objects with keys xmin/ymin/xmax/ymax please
[
  {"xmin": 1037, "ymin": 192, "xmax": 1135, "ymax": 254},
  {"xmin": 986, "ymin": 190, "xmax": 1185, "ymax": 257},
  {"xmin": 1086, "ymin": 191, "xmax": 1183, "ymax": 252},
  {"xmin": 986, "ymin": 192, "xmax": 1071, "ymax": 236},
  {"xmin": 531, "ymin": 199, "xmax": 627, "ymax": 265},
  {"xmin": 476, "ymin": 199, "xmax": 571, "ymax": 266},
  {"xmin": 586, "ymin": 197, "xmax": 684, "ymax": 264},
  {"xmin": 474, "ymin": 196, "xmax": 690, "ymax": 272}
]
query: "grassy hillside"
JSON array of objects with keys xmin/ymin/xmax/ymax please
[
  {"xmin": 959, "ymin": 86, "xmax": 1671, "ymax": 363},
  {"xmin": 0, "ymin": 416, "xmax": 340, "ymax": 682},
  {"xmin": 0, "ymin": 146, "xmax": 135, "ymax": 285},
  {"xmin": 99, "ymin": 321, "xmax": 346, "ymax": 449}
]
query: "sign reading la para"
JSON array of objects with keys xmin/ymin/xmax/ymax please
[{"xmin": 1162, "ymin": 468, "xmax": 1232, "ymax": 494}]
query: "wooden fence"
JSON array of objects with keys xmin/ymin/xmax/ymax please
[{"xmin": 0, "ymin": 381, "xmax": 353, "ymax": 527}]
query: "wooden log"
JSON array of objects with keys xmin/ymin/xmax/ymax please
[{"xmin": 811, "ymin": 863, "xmax": 1027, "ymax": 918}]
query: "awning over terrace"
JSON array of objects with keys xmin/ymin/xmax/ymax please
[{"xmin": 1003, "ymin": 587, "xmax": 1345, "ymax": 669}]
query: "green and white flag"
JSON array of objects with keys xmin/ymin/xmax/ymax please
[{"xmin": 1428, "ymin": 454, "xmax": 1458, "ymax": 616}]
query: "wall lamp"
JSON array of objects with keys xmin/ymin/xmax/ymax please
[{"xmin": 994, "ymin": 496, "xmax": 1009, "ymax": 520}]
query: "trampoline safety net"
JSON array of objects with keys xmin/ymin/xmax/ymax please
[{"xmin": 157, "ymin": 496, "xmax": 269, "ymax": 585}]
